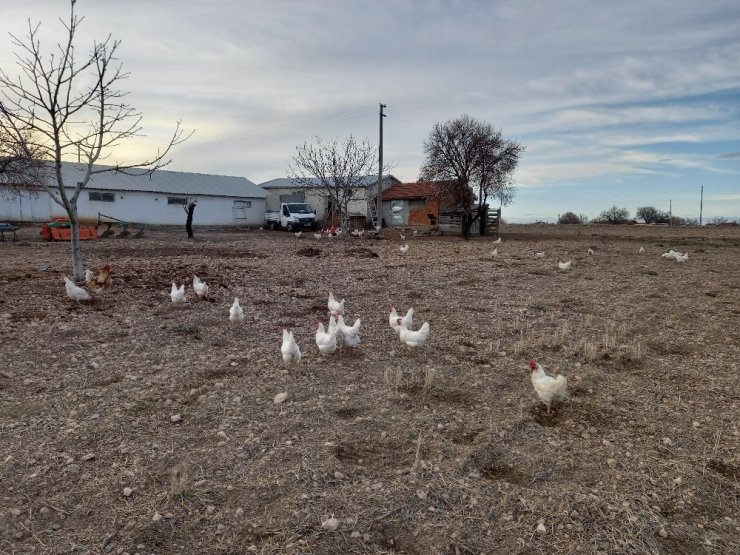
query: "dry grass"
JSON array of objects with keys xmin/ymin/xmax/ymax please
[{"xmin": 0, "ymin": 223, "xmax": 739, "ymax": 554}]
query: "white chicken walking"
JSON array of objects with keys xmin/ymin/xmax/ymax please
[
  {"xmin": 389, "ymin": 306, "xmax": 413, "ymax": 334},
  {"xmin": 192, "ymin": 274, "xmax": 209, "ymax": 299},
  {"xmin": 337, "ymin": 315, "xmax": 361, "ymax": 348},
  {"xmin": 493, "ymin": 237, "xmax": 502, "ymax": 244},
  {"xmin": 639, "ymin": 246, "xmax": 645, "ymax": 253},
  {"xmin": 397, "ymin": 318, "xmax": 430, "ymax": 347},
  {"xmin": 63, "ymin": 276, "xmax": 92, "ymax": 302},
  {"xmin": 535, "ymin": 251, "xmax": 546, "ymax": 259},
  {"xmin": 281, "ymin": 328, "xmax": 302, "ymax": 365},
  {"xmin": 315, "ymin": 321, "xmax": 338, "ymax": 355},
  {"xmin": 327, "ymin": 291, "xmax": 345, "ymax": 316},
  {"xmin": 490, "ymin": 248, "xmax": 498, "ymax": 258},
  {"xmin": 529, "ymin": 359, "xmax": 567, "ymax": 414},
  {"xmin": 400, "ymin": 244, "xmax": 409, "ymax": 254},
  {"xmin": 587, "ymin": 248, "xmax": 595, "ymax": 256},
  {"xmin": 675, "ymin": 252, "xmax": 689, "ymax": 263},
  {"xmin": 229, "ymin": 297, "xmax": 244, "ymax": 323},
  {"xmin": 558, "ymin": 260, "xmax": 572, "ymax": 271},
  {"xmin": 170, "ymin": 282, "xmax": 186, "ymax": 304}
]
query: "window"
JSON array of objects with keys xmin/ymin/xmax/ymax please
[
  {"xmin": 168, "ymin": 197, "xmax": 188, "ymax": 205},
  {"xmin": 233, "ymin": 200, "xmax": 252, "ymax": 220},
  {"xmin": 89, "ymin": 192, "xmax": 115, "ymax": 202}
]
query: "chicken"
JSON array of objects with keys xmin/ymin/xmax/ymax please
[
  {"xmin": 328, "ymin": 314, "xmax": 343, "ymax": 348},
  {"xmin": 63, "ymin": 276, "xmax": 92, "ymax": 302},
  {"xmin": 535, "ymin": 251, "xmax": 546, "ymax": 258},
  {"xmin": 397, "ymin": 318, "xmax": 430, "ymax": 347},
  {"xmin": 661, "ymin": 250, "xmax": 679, "ymax": 260},
  {"xmin": 192, "ymin": 274, "xmax": 209, "ymax": 298},
  {"xmin": 337, "ymin": 315, "xmax": 361, "ymax": 347},
  {"xmin": 400, "ymin": 234, "xmax": 406, "ymax": 241},
  {"xmin": 490, "ymin": 248, "xmax": 498, "ymax": 258},
  {"xmin": 350, "ymin": 229, "xmax": 362, "ymax": 237},
  {"xmin": 315, "ymin": 321, "xmax": 338, "ymax": 355},
  {"xmin": 639, "ymin": 246, "xmax": 645, "ymax": 253},
  {"xmin": 229, "ymin": 297, "xmax": 244, "ymax": 323},
  {"xmin": 389, "ymin": 306, "xmax": 413, "ymax": 334},
  {"xmin": 281, "ymin": 328, "xmax": 302, "ymax": 365},
  {"xmin": 529, "ymin": 359, "xmax": 567, "ymax": 414},
  {"xmin": 493, "ymin": 237, "xmax": 502, "ymax": 244},
  {"xmin": 314, "ymin": 232, "xmax": 322, "ymax": 240},
  {"xmin": 558, "ymin": 260, "xmax": 572, "ymax": 271},
  {"xmin": 327, "ymin": 291, "xmax": 345, "ymax": 316},
  {"xmin": 295, "ymin": 231, "xmax": 303, "ymax": 239},
  {"xmin": 170, "ymin": 282, "xmax": 186, "ymax": 304},
  {"xmin": 587, "ymin": 248, "xmax": 595, "ymax": 256},
  {"xmin": 675, "ymin": 252, "xmax": 689, "ymax": 263},
  {"xmin": 86, "ymin": 264, "xmax": 112, "ymax": 293},
  {"xmin": 400, "ymin": 244, "xmax": 409, "ymax": 254}
]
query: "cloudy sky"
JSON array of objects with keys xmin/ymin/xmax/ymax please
[{"xmin": 2, "ymin": 0, "xmax": 739, "ymax": 221}]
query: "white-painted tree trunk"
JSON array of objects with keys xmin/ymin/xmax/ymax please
[{"xmin": 68, "ymin": 203, "xmax": 84, "ymax": 280}]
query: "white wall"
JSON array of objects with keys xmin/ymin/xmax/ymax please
[{"xmin": 0, "ymin": 187, "xmax": 266, "ymax": 226}]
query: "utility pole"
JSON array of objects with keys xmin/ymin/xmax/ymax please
[
  {"xmin": 376, "ymin": 102, "xmax": 386, "ymax": 229},
  {"xmin": 669, "ymin": 199, "xmax": 672, "ymax": 226},
  {"xmin": 699, "ymin": 185, "xmax": 703, "ymax": 226}
]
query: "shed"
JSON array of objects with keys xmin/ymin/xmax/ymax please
[
  {"xmin": 0, "ymin": 162, "xmax": 268, "ymax": 227},
  {"xmin": 380, "ymin": 181, "xmax": 457, "ymax": 227}
]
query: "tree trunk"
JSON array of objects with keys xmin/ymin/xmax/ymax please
[
  {"xmin": 185, "ymin": 204, "xmax": 195, "ymax": 238},
  {"xmin": 69, "ymin": 203, "xmax": 84, "ymax": 280},
  {"xmin": 478, "ymin": 205, "xmax": 487, "ymax": 236}
]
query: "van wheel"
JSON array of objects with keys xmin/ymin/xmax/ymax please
[
  {"xmin": 286, "ymin": 223, "xmax": 293, "ymax": 232},
  {"xmin": 269, "ymin": 221, "xmax": 276, "ymax": 231}
]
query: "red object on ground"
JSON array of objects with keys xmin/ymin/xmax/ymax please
[{"xmin": 40, "ymin": 222, "xmax": 98, "ymax": 241}]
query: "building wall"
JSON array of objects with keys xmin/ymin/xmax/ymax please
[
  {"xmin": 381, "ymin": 198, "xmax": 440, "ymax": 226},
  {"xmin": 0, "ymin": 187, "xmax": 265, "ymax": 226}
]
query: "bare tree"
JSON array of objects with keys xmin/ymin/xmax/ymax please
[
  {"xmin": 0, "ymin": 0, "xmax": 191, "ymax": 279},
  {"xmin": 420, "ymin": 114, "xmax": 522, "ymax": 238},
  {"xmin": 289, "ymin": 135, "xmax": 386, "ymax": 230}
]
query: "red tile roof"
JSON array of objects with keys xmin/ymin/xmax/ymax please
[{"xmin": 382, "ymin": 181, "xmax": 449, "ymax": 200}]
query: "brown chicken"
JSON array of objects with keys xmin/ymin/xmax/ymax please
[{"xmin": 86, "ymin": 264, "xmax": 112, "ymax": 294}]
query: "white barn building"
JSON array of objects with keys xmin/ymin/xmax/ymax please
[{"xmin": 0, "ymin": 162, "xmax": 268, "ymax": 227}]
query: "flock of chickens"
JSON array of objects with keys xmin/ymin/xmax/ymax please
[{"xmin": 60, "ymin": 238, "xmax": 687, "ymax": 415}]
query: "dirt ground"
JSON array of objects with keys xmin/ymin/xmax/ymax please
[{"xmin": 1, "ymin": 223, "xmax": 738, "ymax": 554}]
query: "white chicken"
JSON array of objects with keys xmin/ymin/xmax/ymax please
[
  {"xmin": 400, "ymin": 244, "xmax": 409, "ymax": 254},
  {"xmin": 229, "ymin": 297, "xmax": 244, "ymax": 323},
  {"xmin": 661, "ymin": 250, "xmax": 679, "ymax": 260},
  {"xmin": 529, "ymin": 359, "xmax": 567, "ymax": 414},
  {"xmin": 327, "ymin": 291, "xmax": 345, "ymax": 316},
  {"xmin": 639, "ymin": 246, "xmax": 645, "ymax": 253},
  {"xmin": 328, "ymin": 314, "xmax": 343, "ymax": 348},
  {"xmin": 170, "ymin": 282, "xmax": 186, "ymax": 304},
  {"xmin": 397, "ymin": 318, "xmax": 430, "ymax": 347},
  {"xmin": 63, "ymin": 276, "xmax": 92, "ymax": 302},
  {"xmin": 587, "ymin": 248, "xmax": 595, "ymax": 256},
  {"xmin": 558, "ymin": 260, "xmax": 572, "ymax": 271},
  {"xmin": 314, "ymin": 232, "xmax": 322, "ymax": 240},
  {"xmin": 315, "ymin": 321, "xmax": 338, "ymax": 355},
  {"xmin": 493, "ymin": 237, "xmax": 502, "ymax": 244},
  {"xmin": 400, "ymin": 234, "xmax": 406, "ymax": 241},
  {"xmin": 84, "ymin": 269, "xmax": 95, "ymax": 282},
  {"xmin": 490, "ymin": 248, "xmax": 498, "ymax": 258},
  {"xmin": 281, "ymin": 328, "xmax": 302, "ymax": 365},
  {"xmin": 350, "ymin": 229, "xmax": 362, "ymax": 237},
  {"xmin": 192, "ymin": 274, "xmax": 209, "ymax": 299},
  {"xmin": 389, "ymin": 306, "xmax": 413, "ymax": 334},
  {"xmin": 295, "ymin": 231, "xmax": 303, "ymax": 239},
  {"xmin": 535, "ymin": 251, "xmax": 546, "ymax": 258},
  {"xmin": 675, "ymin": 252, "xmax": 689, "ymax": 263},
  {"xmin": 337, "ymin": 315, "xmax": 361, "ymax": 347}
]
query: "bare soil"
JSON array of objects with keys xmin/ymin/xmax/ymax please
[{"xmin": 1, "ymin": 223, "xmax": 739, "ymax": 554}]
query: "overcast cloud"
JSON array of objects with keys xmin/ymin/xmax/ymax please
[{"xmin": 2, "ymin": 0, "xmax": 739, "ymax": 220}]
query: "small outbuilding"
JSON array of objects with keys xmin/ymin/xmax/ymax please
[
  {"xmin": 380, "ymin": 181, "xmax": 456, "ymax": 227},
  {"xmin": 0, "ymin": 162, "xmax": 268, "ymax": 227}
]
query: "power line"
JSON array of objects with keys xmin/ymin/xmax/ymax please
[{"xmin": 192, "ymin": 105, "xmax": 376, "ymax": 146}]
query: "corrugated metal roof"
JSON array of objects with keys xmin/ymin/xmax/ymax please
[
  {"xmin": 56, "ymin": 162, "xmax": 268, "ymax": 198},
  {"xmin": 259, "ymin": 175, "xmax": 400, "ymax": 189}
]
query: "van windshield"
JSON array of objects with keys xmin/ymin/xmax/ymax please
[{"xmin": 286, "ymin": 203, "xmax": 313, "ymax": 214}]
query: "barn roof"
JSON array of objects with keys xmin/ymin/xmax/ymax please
[
  {"xmin": 382, "ymin": 181, "xmax": 450, "ymax": 200},
  {"xmin": 55, "ymin": 162, "xmax": 267, "ymax": 198},
  {"xmin": 259, "ymin": 175, "xmax": 401, "ymax": 189}
]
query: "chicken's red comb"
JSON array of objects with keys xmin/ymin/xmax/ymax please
[{"xmin": 528, "ymin": 359, "xmax": 537, "ymax": 370}]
